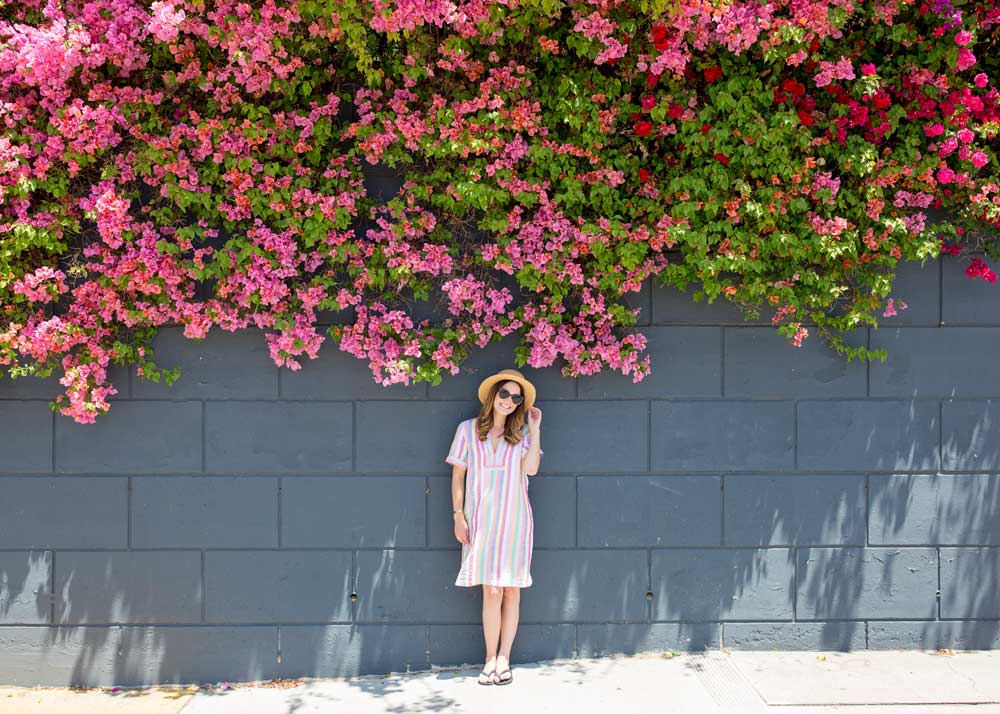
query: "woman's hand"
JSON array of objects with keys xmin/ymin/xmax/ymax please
[
  {"xmin": 527, "ymin": 405, "xmax": 542, "ymax": 431},
  {"xmin": 454, "ymin": 514, "xmax": 469, "ymax": 545}
]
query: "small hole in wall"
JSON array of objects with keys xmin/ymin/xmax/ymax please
[
  {"xmin": 646, "ymin": 591, "xmax": 654, "ymax": 601},
  {"xmin": 350, "ymin": 593, "xmax": 359, "ymax": 603}
]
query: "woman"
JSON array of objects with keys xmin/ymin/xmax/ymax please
[{"xmin": 445, "ymin": 368, "xmax": 543, "ymax": 686}]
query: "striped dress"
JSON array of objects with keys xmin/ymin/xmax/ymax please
[{"xmin": 446, "ymin": 418, "xmax": 543, "ymax": 588}]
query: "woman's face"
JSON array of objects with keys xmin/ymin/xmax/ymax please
[{"xmin": 493, "ymin": 380, "xmax": 523, "ymax": 417}]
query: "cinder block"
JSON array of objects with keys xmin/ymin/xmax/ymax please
[
  {"xmin": 426, "ymin": 333, "xmax": 575, "ymax": 401},
  {"xmin": 429, "ymin": 624, "xmax": 575, "ymax": 667},
  {"xmin": 578, "ymin": 327, "xmax": 721, "ymax": 398},
  {"xmin": 578, "ymin": 476, "xmax": 721, "ymax": 547},
  {"xmin": 870, "ymin": 328, "xmax": 1000, "ymax": 397},
  {"xmin": 724, "ymin": 475, "xmax": 865, "ymax": 546},
  {"xmin": 651, "ymin": 401, "xmax": 794, "ymax": 471},
  {"xmin": 357, "ymin": 401, "xmax": 472, "ymax": 473},
  {"xmin": 625, "ymin": 277, "xmax": 652, "ymax": 327},
  {"xmin": 521, "ymin": 550, "xmax": 647, "ymax": 622},
  {"xmin": 868, "ymin": 621, "xmax": 1000, "ymax": 650},
  {"xmin": 577, "ymin": 623, "xmax": 720, "ymax": 655},
  {"xmin": 796, "ymin": 547, "xmax": 937, "ymax": 620},
  {"xmin": 0, "ymin": 626, "xmax": 119, "ymax": 686},
  {"xmin": 131, "ymin": 477, "xmax": 277, "ymax": 548},
  {"xmin": 0, "ymin": 364, "xmax": 129, "ymax": 400},
  {"xmin": 870, "ymin": 474, "xmax": 1000, "ymax": 545},
  {"xmin": 942, "ymin": 253, "xmax": 1000, "ymax": 325},
  {"xmin": 652, "ymin": 549, "xmax": 794, "ymax": 621},
  {"xmin": 114, "ymin": 626, "xmax": 277, "ymax": 685},
  {"xmin": 504, "ymin": 401, "xmax": 647, "ymax": 474},
  {"xmin": 879, "ymin": 257, "xmax": 941, "ymax": 326},
  {"xmin": 278, "ymin": 625, "xmax": 429, "ymax": 677},
  {"xmin": 280, "ymin": 336, "xmax": 425, "ymax": 400},
  {"xmin": 724, "ymin": 327, "xmax": 866, "ymax": 398},
  {"xmin": 55, "ymin": 401, "xmax": 202, "ymax": 474},
  {"xmin": 0, "ymin": 402, "xmax": 52, "ymax": 473},
  {"xmin": 942, "ymin": 399, "xmax": 1000, "ymax": 471},
  {"xmin": 355, "ymin": 550, "xmax": 482, "ymax": 623},
  {"xmin": 54, "ymin": 551, "xmax": 201, "ymax": 624},
  {"xmin": 0, "ymin": 477, "xmax": 126, "ymax": 548},
  {"xmin": 724, "ymin": 622, "xmax": 864, "ymax": 651},
  {"xmin": 205, "ymin": 551, "xmax": 352, "ymax": 624},
  {"xmin": 0, "ymin": 552, "xmax": 51, "ymax": 624},
  {"xmin": 132, "ymin": 326, "xmax": 279, "ymax": 399},
  {"xmin": 652, "ymin": 281, "xmax": 769, "ymax": 324},
  {"xmin": 206, "ymin": 402, "xmax": 352, "ymax": 475},
  {"xmin": 427, "ymin": 475, "xmax": 575, "ymax": 549},
  {"xmin": 940, "ymin": 548, "xmax": 1000, "ymax": 619},
  {"xmin": 797, "ymin": 400, "xmax": 940, "ymax": 471},
  {"xmin": 282, "ymin": 477, "xmax": 425, "ymax": 548}
]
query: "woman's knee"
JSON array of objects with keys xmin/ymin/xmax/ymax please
[
  {"xmin": 502, "ymin": 586, "xmax": 520, "ymax": 601},
  {"xmin": 483, "ymin": 585, "xmax": 503, "ymax": 600}
]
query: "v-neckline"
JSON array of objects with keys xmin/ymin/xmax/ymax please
[{"xmin": 488, "ymin": 431, "xmax": 504, "ymax": 455}]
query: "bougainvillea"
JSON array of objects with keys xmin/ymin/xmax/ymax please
[{"xmin": 1, "ymin": 0, "xmax": 998, "ymax": 421}]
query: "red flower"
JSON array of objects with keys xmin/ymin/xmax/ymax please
[
  {"xmin": 701, "ymin": 123, "xmax": 712, "ymax": 134},
  {"xmin": 667, "ymin": 102, "xmax": 684, "ymax": 119},
  {"xmin": 639, "ymin": 168, "xmax": 651, "ymax": 182},
  {"xmin": 713, "ymin": 152, "xmax": 731, "ymax": 165},
  {"xmin": 798, "ymin": 111, "xmax": 814, "ymax": 126},
  {"xmin": 704, "ymin": 65, "xmax": 723, "ymax": 83},
  {"xmin": 652, "ymin": 23, "xmax": 670, "ymax": 51},
  {"xmin": 646, "ymin": 71, "xmax": 661, "ymax": 88},
  {"xmin": 781, "ymin": 79, "xmax": 805, "ymax": 96},
  {"xmin": 809, "ymin": 38, "xmax": 820, "ymax": 52},
  {"xmin": 634, "ymin": 121, "xmax": 654, "ymax": 137}
]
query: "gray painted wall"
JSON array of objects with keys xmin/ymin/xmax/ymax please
[{"xmin": 1, "ymin": 252, "xmax": 999, "ymax": 686}]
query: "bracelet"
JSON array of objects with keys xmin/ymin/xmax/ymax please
[{"xmin": 453, "ymin": 508, "xmax": 464, "ymax": 514}]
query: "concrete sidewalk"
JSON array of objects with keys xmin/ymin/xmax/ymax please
[{"xmin": 3, "ymin": 649, "xmax": 1000, "ymax": 714}]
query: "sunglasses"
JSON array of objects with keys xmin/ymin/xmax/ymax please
[{"xmin": 498, "ymin": 387, "xmax": 524, "ymax": 405}]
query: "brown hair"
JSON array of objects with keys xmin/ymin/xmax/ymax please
[{"xmin": 475, "ymin": 380, "xmax": 526, "ymax": 446}]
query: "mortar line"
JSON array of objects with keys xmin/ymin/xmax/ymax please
[
  {"xmin": 277, "ymin": 477, "xmax": 283, "ymax": 548},
  {"xmin": 425, "ymin": 476, "xmax": 430, "ymax": 548},
  {"xmin": 352, "ymin": 402, "xmax": 357, "ymax": 473}
]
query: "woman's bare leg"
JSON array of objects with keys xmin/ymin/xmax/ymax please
[
  {"xmin": 481, "ymin": 585, "xmax": 503, "ymax": 683},
  {"xmin": 495, "ymin": 586, "xmax": 520, "ymax": 682}
]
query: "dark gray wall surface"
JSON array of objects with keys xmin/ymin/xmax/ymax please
[{"xmin": 1, "ymin": 253, "xmax": 999, "ymax": 686}]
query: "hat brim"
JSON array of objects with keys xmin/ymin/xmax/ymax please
[{"xmin": 477, "ymin": 373, "xmax": 535, "ymax": 412}]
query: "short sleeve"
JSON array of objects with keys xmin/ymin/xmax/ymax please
[
  {"xmin": 520, "ymin": 428, "xmax": 543, "ymax": 458},
  {"xmin": 446, "ymin": 421, "xmax": 469, "ymax": 468}
]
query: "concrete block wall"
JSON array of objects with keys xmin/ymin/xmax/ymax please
[{"xmin": 1, "ymin": 252, "xmax": 999, "ymax": 686}]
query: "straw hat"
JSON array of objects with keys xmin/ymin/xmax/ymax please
[{"xmin": 477, "ymin": 368, "xmax": 536, "ymax": 412}]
